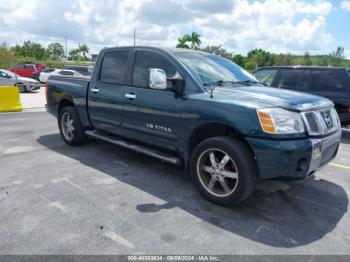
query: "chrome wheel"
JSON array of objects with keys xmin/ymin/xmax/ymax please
[
  {"xmin": 61, "ymin": 112, "xmax": 75, "ymax": 141},
  {"xmin": 196, "ymin": 148, "xmax": 239, "ymax": 197},
  {"xmin": 18, "ymin": 84, "xmax": 25, "ymax": 92}
]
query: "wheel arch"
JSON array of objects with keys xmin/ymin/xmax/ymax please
[
  {"xmin": 58, "ymin": 97, "xmax": 75, "ymax": 115},
  {"xmin": 186, "ymin": 122, "xmax": 254, "ymax": 169}
]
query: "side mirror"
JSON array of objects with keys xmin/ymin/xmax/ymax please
[{"xmin": 149, "ymin": 68, "xmax": 167, "ymax": 90}]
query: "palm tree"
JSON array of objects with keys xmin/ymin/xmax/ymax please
[
  {"xmin": 188, "ymin": 32, "xmax": 201, "ymax": 49},
  {"xmin": 176, "ymin": 35, "xmax": 190, "ymax": 49},
  {"xmin": 78, "ymin": 44, "xmax": 89, "ymax": 60}
]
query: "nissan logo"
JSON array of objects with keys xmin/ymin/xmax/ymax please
[{"xmin": 324, "ymin": 113, "xmax": 332, "ymax": 128}]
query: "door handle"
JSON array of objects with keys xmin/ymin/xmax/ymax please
[
  {"xmin": 91, "ymin": 88, "xmax": 100, "ymax": 93},
  {"xmin": 124, "ymin": 93, "xmax": 136, "ymax": 100}
]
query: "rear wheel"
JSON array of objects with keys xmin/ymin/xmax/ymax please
[
  {"xmin": 190, "ymin": 136, "xmax": 257, "ymax": 206},
  {"xmin": 58, "ymin": 106, "xmax": 86, "ymax": 146}
]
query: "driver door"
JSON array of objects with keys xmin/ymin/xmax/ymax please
[{"xmin": 121, "ymin": 50, "xmax": 181, "ymax": 151}]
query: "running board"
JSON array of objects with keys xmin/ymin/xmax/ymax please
[{"xmin": 85, "ymin": 130, "xmax": 181, "ymax": 165}]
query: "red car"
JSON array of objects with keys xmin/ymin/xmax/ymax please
[{"xmin": 8, "ymin": 63, "xmax": 46, "ymax": 77}]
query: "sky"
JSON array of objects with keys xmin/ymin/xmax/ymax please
[{"xmin": 0, "ymin": 0, "xmax": 349, "ymax": 58}]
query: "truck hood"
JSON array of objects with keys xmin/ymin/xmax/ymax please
[{"xmin": 213, "ymin": 85, "xmax": 333, "ymax": 112}]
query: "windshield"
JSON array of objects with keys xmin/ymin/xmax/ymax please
[
  {"xmin": 175, "ymin": 52, "xmax": 258, "ymax": 85},
  {"xmin": 2, "ymin": 70, "xmax": 16, "ymax": 78}
]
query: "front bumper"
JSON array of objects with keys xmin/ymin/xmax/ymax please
[{"xmin": 246, "ymin": 129, "xmax": 342, "ymax": 180}]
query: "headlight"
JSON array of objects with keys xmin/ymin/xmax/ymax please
[{"xmin": 257, "ymin": 108, "xmax": 305, "ymax": 134}]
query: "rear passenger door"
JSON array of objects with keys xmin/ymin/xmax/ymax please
[
  {"xmin": 88, "ymin": 50, "xmax": 131, "ymax": 136},
  {"xmin": 121, "ymin": 50, "xmax": 180, "ymax": 151}
]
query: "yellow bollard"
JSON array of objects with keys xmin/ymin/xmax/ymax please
[{"xmin": 0, "ymin": 85, "xmax": 23, "ymax": 112}]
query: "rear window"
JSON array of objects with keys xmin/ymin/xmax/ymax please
[
  {"xmin": 311, "ymin": 70, "xmax": 343, "ymax": 90},
  {"xmin": 24, "ymin": 64, "xmax": 35, "ymax": 70},
  {"xmin": 277, "ymin": 70, "xmax": 310, "ymax": 90},
  {"xmin": 59, "ymin": 70, "xmax": 74, "ymax": 76},
  {"xmin": 254, "ymin": 69, "xmax": 277, "ymax": 86},
  {"xmin": 100, "ymin": 51, "xmax": 129, "ymax": 84},
  {"xmin": 44, "ymin": 69, "xmax": 55, "ymax": 73}
]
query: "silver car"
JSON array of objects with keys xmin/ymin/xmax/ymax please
[{"xmin": 0, "ymin": 69, "xmax": 41, "ymax": 92}]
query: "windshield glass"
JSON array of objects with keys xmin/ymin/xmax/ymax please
[
  {"xmin": 175, "ymin": 52, "xmax": 258, "ymax": 85},
  {"xmin": 2, "ymin": 70, "xmax": 16, "ymax": 78}
]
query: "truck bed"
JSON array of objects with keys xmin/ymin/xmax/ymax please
[{"xmin": 46, "ymin": 76, "xmax": 91, "ymax": 127}]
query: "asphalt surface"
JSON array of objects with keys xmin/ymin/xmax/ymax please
[{"xmin": 0, "ymin": 112, "xmax": 350, "ymax": 255}]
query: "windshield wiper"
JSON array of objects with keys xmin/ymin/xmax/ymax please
[{"xmin": 234, "ymin": 80, "xmax": 262, "ymax": 86}]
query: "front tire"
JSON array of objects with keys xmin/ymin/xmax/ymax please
[
  {"xmin": 17, "ymin": 83, "xmax": 26, "ymax": 93},
  {"xmin": 58, "ymin": 106, "xmax": 86, "ymax": 146},
  {"xmin": 190, "ymin": 136, "xmax": 257, "ymax": 206}
]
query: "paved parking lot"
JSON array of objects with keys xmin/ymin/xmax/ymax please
[
  {"xmin": 0, "ymin": 112, "xmax": 350, "ymax": 255},
  {"xmin": 19, "ymin": 88, "xmax": 46, "ymax": 111}
]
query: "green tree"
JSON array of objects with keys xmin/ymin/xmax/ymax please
[
  {"xmin": 329, "ymin": 46, "xmax": 345, "ymax": 66},
  {"xmin": 232, "ymin": 54, "xmax": 245, "ymax": 67},
  {"xmin": 183, "ymin": 32, "xmax": 201, "ymax": 49},
  {"xmin": 78, "ymin": 44, "xmax": 89, "ymax": 60},
  {"xmin": 274, "ymin": 53, "xmax": 293, "ymax": 66},
  {"xmin": 68, "ymin": 48, "xmax": 80, "ymax": 60},
  {"xmin": 47, "ymin": 43, "xmax": 64, "ymax": 60},
  {"xmin": 247, "ymin": 49, "xmax": 274, "ymax": 67},
  {"xmin": 176, "ymin": 35, "xmax": 190, "ymax": 49},
  {"xmin": 0, "ymin": 43, "xmax": 15, "ymax": 68},
  {"xmin": 302, "ymin": 52, "xmax": 312, "ymax": 65}
]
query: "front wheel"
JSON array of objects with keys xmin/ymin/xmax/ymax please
[
  {"xmin": 190, "ymin": 136, "xmax": 257, "ymax": 206},
  {"xmin": 58, "ymin": 106, "xmax": 87, "ymax": 146},
  {"xmin": 17, "ymin": 83, "xmax": 26, "ymax": 93}
]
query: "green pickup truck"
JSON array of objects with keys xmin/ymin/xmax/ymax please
[{"xmin": 46, "ymin": 46, "xmax": 342, "ymax": 206}]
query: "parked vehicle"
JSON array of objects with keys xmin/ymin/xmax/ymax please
[
  {"xmin": 39, "ymin": 69, "xmax": 85, "ymax": 83},
  {"xmin": 0, "ymin": 69, "xmax": 41, "ymax": 92},
  {"xmin": 8, "ymin": 63, "xmax": 46, "ymax": 77},
  {"xmin": 46, "ymin": 47, "xmax": 341, "ymax": 206},
  {"xmin": 253, "ymin": 66, "xmax": 350, "ymax": 125},
  {"xmin": 64, "ymin": 65, "xmax": 92, "ymax": 76}
]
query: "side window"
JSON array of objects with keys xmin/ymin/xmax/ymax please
[
  {"xmin": 132, "ymin": 51, "xmax": 176, "ymax": 88},
  {"xmin": 99, "ymin": 51, "xmax": 129, "ymax": 84},
  {"xmin": 24, "ymin": 64, "xmax": 35, "ymax": 70},
  {"xmin": 59, "ymin": 70, "xmax": 74, "ymax": 76},
  {"xmin": 254, "ymin": 69, "xmax": 277, "ymax": 86},
  {"xmin": 311, "ymin": 70, "xmax": 344, "ymax": 91},
  {"xmin": 277, "ymin": 70, "xmax": 310, "ymax": 90},
  {"xmin": 0, "ymin": 72, "xmax": 7, "ymax": 78}
]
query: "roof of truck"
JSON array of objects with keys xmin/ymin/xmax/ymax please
[{"xmin": 101, "ymin": 46, "xmax": 206, "ymax": 55}]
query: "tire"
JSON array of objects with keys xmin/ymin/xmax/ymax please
[
  {"xmin": 190, "ymin": 136, "xmax": 257, "ymax": 206},
  {"xmin": 58, "ymin": 106, "xmax": 87, "ymax": 146},
  {"xmin": 17, "ymin": 83, "xmax": 26, "ymax": 93}
]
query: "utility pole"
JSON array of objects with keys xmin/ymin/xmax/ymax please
[
  {"xmin": 133, "ymin": 28, "xmax": 136, "ymax": 46},
  {"xmin": 65, "ymin": 36, "xmax": 68, "ymax": 59}
]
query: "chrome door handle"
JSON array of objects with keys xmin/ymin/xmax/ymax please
[
  {"xmin": 91, "ymin": 88, "xmax": 100, "ymax": 93},
  {"xmin": 124, "ymin": 93, "xmax": 136, "ymax": 99}
]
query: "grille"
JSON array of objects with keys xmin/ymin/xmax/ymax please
[{"xmin": 302, "ymin": 107, "xmax": 340, "ymax": 136}]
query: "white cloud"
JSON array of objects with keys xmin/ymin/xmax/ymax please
[
  {"xmin": 0, "ymin": 0, "xmax": 335, "ymax": 55},
  {"xmin": 341, "ymin": 1, "xmax": 350, "ymax": 11}
]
